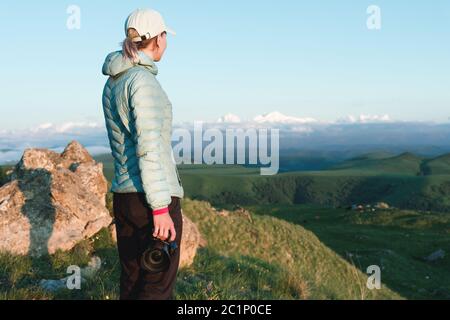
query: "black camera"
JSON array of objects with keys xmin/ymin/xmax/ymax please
[{"xmin": 141, "ymin": 237, "xmax": 178, "ymax": 273}]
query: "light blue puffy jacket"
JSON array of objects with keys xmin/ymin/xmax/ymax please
[{"xmin": 102, "ymin": 51, "xmax": 184, "ymax": 210}]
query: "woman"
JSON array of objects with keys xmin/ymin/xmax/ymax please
[{"xmin": 101, "ymin": 8, "xmax": 184, "ymax": 300}]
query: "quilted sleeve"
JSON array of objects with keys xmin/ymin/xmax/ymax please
[{"xmin": 129, "ymin": 73, "xmax": 171, "ymax": 211}]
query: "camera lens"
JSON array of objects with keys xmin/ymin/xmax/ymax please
[
  {"xmin": 150, "ymin": 250, "xmax": 163, "ymax": 264},
  {"xmin": 141, "ymin": 239, "xmax": 176, "ymax": 273}
]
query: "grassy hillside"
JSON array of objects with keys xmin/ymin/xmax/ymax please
[
  {"xmin": 247, "ymin": 204, "xmax": 450, "ymax": 299},
  {"xmin": 2, "ymin": 197, "xmax": 448, "ymax": 300},
  {"xmin": 331, "ymin": 152, "xmax": 424, "ymax": 175},
  {"xmin": 422, "ymin": 154, "xmax": 450, "ymax": 175},
  {"xmin": 179, "ymin": 153, "xmax": 450, "ymax": 212},
  {"xmin": 178, "ymin": 200, "xmax": 400, "ymax": 300},
  {"xmin": 0, "ymin": 198, "xmax": 401, "ymax": 300}
]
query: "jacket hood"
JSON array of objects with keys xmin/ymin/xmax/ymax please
[{"xmin": 102, "ymin": 51, "xmax": 158, "ymax": 77}]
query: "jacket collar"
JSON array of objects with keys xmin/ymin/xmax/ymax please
[
  {"xmin": 102, "ymin": 50, "xmax": 158, "ymax": 78},
  {"xmin": 136, "ymin": 51, "xmax": 158, "ymax": 76}
]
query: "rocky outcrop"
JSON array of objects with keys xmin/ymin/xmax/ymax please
[
  {"xmin": 0, "ymin": 141, "xmax": 112, "ymax": 256},
  {"xmin": 179, "ymin": 211, "xmax": 206, "ymax": 268}
]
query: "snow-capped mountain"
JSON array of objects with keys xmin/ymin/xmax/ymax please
[
  {"xmin": 213, "ymin": 111, "xmax": 392, "ymax": 126},
  {"xmin": 253, "ymin": 111, "xmax": 318, "ymax": 124}
]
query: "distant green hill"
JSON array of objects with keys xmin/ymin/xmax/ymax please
[
  {"xmin": 178, "ymin": 152, "xmax": 450, "ymax": 211},
  {"xmin": 421, "ymin": 154, "xmax": 450, "ymax": 175},
  {"xmin": 349, "ymin": 151, "xmax": 396, "ymax": 161},
  {"xmin": 177, "ymin": 171, "xmax": 450, "ymax": 211},
  {"xmin": 331, "ymin": 152, "xmax": 424, "ymax": 175},
  {"xmin": 95, "ymin": 152, "xmax": 450, "ymax": 212}
]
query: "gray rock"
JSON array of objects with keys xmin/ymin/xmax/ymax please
[
  {"xmin": 81, "ymin": 256, "xmax": 102, "ymax": 279},
  {"xmin": 39, "ymin": 279, "xmax": 66, "ymax": 292},
  {"xmin": 39, "ymin": 256, "xmax": 102, "ymax": 292},
  {"xmin": 424, "ymin": 249, "xmax": 445, "ymax": 262},
  {"xmin": 179, "ymin": 211, "xmax": 206, "ymax": 268},
  {"xmin": 0, "ymin": 141, "xmax": 112, "ymax": 256},
  {"xmin": 375, "ymin": 202, "xmax": 390, "ymax": 209}
]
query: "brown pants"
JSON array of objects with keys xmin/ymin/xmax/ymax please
[{"xmin": 113, "ymin": 193, "xmax": 183, "ymax": 300}]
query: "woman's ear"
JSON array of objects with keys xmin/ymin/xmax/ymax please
[{"xmin": 156, "ymin": 32, "xmax": 166, "ymax": 48}]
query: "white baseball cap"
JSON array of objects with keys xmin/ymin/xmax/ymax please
[{"xmin": 125, "ymin": 8, "xmax": 176, "ymax": 43}]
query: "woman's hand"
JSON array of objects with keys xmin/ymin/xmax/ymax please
[{"xmin": 153, "ymin": 212, "xmax": 176, "ymax": 242}]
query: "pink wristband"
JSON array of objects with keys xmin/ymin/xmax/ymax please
[{"xmin": 153, "ymin": 207, "xmax": 169, "ymax": 216}]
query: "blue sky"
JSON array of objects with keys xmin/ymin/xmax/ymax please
[{"xmin": 0, "ymin": 0, "xmax": 449, "ymax": 130}]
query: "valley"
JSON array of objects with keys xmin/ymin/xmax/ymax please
[{"xmin": 1, "ymin": 151, "xmax": 449, "ymax": 299}]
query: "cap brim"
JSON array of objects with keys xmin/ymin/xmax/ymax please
[{"xmin": 166, "ymin": 27, "xmax": 176, "ymax": 36}]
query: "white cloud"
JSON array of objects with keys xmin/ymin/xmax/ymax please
[
  {"xmin": 0, "ymin": 121, "xmax": 109, "ymax": 164},
  {"xmin": 1, "ymin": 113, "xmax": 447, "ymax": 165},
  {"xmin": 35, "ymin": 123, "xmax": 53, "ymax": 130},
  {"xmin": 337, "ymin": 114, "xmax": 392, "ymax": 124},
  {"xmin": 216, "ymin": 113, "xmax": 241, "ymax": 123},
  {"xmin": 29, "ymin": 121, "xmax": 104, "ymax": 134}
]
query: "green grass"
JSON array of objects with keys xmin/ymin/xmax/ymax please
[
  {"xmin": 179, "ymin": 199, "xmax": 399, "ymax": 300},
  {"xmin": 1, "ymin": 197, "xmax": 448, "ymax": 299},
  {"xmin": 247, "ymin": 204, "xmax": 450, "ymax": 300},
  {"xmin": 0, "ymin": 228, "xmax": 120, "ymax": 300},
  {"xmin": 0, "ymin": 198, "xmax": 402, "ymax": 300},
  {"xmin": 422, "ymin": 154, "xmax": 450, "ymax": 175}
]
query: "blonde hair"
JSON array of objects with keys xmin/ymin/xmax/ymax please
[{"xmin": 122, "ymin": 28, "xmax": 156, "ymax": 61}]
